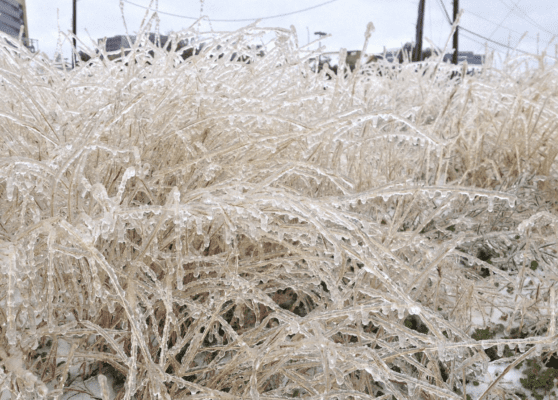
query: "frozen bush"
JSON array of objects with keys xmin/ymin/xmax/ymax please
[{"xmin": 0, "ymin": 10, "xmax": 558, "ymax": 400}]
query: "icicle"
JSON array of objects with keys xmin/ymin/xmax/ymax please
[
  {"xmin": 249, "ymin": 223, "xmax": 256, "ymax": 238},
  {"xmin": 361, "ymin": 308, "xmax": 370, "ymax": 326},
  {"xmin": 6, "ymin": 174, "xmax": 14, "ymax": 201},
  {"xmin": 334, "ymin": 248, "xmax": 341, "ymax": 266},
  {"xmin": 195, "ymin": 217, "xmax": 203, "ymax": 235},
  {"xmin": 438, "ymin": 340, "xmax": 446, "ymax": 360},
  {"xmin": 365, "ymin": 366, "xmax": 384, "ymax": 384},
  {"xmin": 237, "ymin": 305, "xmax": 245, "ymax": 327},
  {"xmin": 250, "ymin": 378, "xmax": 260, "ymax": 400},
  {"xmin": 482, "ymin": 358, "xmax": 489, "ymax": 374},
  {"xmin": 503, "ymin": 236, "xmax": 511, "ymax": 247},
  {"xmin": 116, "ymin": 166, "xmax": 136, "ymax": 202},
  {"xmin": 335, "ymin": 369, "xmax": 344, "ymax": 386},
  {"xmin": 328, "ymin": 348, "xmax": 337, "ymax": 369},
  {"xmin": 117, "ymin": 222, "xmax": 126, "ymax": 243},
  {"xmin": 497, "ymin": 344, "xmax": 504, "ymax": 357},
  {"xmin": 260, "ymin": 214, "xmax": 268, "ymax": 232},
  {"xmin": 151, "ymin": 379, "xmax": 161, "ymax": 398},
  {"xmin": 408, "ymin": 382, "xmax": 416, "ymax": 398},
  {"xmin": 177, "ymin": 263, "xmax": 184, "ymax": 290},
  {"xmin": 310, "ymin": 231, "xmax": 317, "ymax": 246},
  {"xmin": 534, "ymin": 343, "xmax": 542, "ymax": 356},
  {"xmin": 409, "ymin": 306, "xmax": 421, "ymax": 315},
  {"xmin": 289, "ymin": 321, "xmax": 300, "ymax": 334},
  {"xmin": 455, "ymin": 346, "xmax": 465, "ymax": 360},
  {"xmin": 6, "ymin": 247, "xmax": 19, "ymax": 345},
  {"xmin": 399, "ymin": 335, "xmax": 407, "ymax": 349}
]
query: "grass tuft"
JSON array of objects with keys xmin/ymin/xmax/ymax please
[{"xmin": 1, "ymin": 11, "xmax": 558, "ymax": 400}]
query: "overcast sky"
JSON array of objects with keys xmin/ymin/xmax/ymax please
[{"xmin": 25, "ymin": 0, "xmax": 558, "ymax": 66}]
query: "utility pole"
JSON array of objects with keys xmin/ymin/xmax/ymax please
[
  {"xmin": 413, "ymin": 0, "xmax": 425, "ymax": 62},
  {"xmin": 72, "ymin": 0, "xmax": 77, "ymax": 68},
  {"xmin": 314, "ymin": 32, "xmax": 327, "ymax": 49},
  {"xmin": 452, "ymin": 0, "xmax": 459, "ymax": 65},
  {"xmin": 314, "ymin": 31, "xmax": 327, "ymax": 70}
]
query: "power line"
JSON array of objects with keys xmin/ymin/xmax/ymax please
[
  {"xmin": 459, "ymin": 26, "xmax": 533, "ymax": 55},
  {"xmin": 459, "ymin": 31, "xmax": 504, "ymax": 57},
  {"xmin": 121, "ymin": 0, "xmax": 339, "ymax": 22},
  {"xmin": 433, "ymin": 0, "xmax": 545, "ymax": 56},
  {"xmin": 450, "ymin": 0, "xmax": 558, "ymax": 44},
  {"xmin": 436, "ymin": 0, "xmax": 552, "ymax": 44},
  {"xmin": 428, "ymin": 0, "xmax": 433, "ymax": 44},
  {"xmin": 496, "ymin": 0, "xmax": 557, "ymax": 38},
  {"xmin": 465, "ymin": 9, "xmax": 538, "ymax": 41},
  {"xmin": 477, "ymin": 6, "xmax": 515, "ymax": 53},
  {"xmin": 436, "ymin": 0, "xmax": 452, "ymax": 25}
]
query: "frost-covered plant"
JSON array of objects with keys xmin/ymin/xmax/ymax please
[{"xmin": 1, "ymin": 8, "xmax": 558, "ymax": 400}]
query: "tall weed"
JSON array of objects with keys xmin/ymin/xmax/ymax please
[{"xmin": 0, "ymin": 13, "xmax": 557, "ymax": 400}]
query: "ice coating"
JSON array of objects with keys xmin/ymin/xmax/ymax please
[{"xmin": 0, "ymin": 10, "xmax": 557, "ymax": 400}]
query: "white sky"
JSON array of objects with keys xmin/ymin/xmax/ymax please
[{"xmin": 25, "ymin": 0, "xmax": 558, "ymax": 65}]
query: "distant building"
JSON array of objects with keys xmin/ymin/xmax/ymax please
[
  {"xmin": 97, "ymin": 34, "xmax": 164, "ymax": 61},
  {"xmin": 311, "ymin": 50, "xmax": 377, "ymax": 75},
  {"xmin": 94, "ymin": 33, "xmax": 188, "ymax": 61},
  {"xmin": 345, "ymin": 50, "xmax": 379, "ymax": 70},
  {"xmin": 315, "ymin": 46, "xmax": 484, "ymax": 79},
  {"xmin": 442, "ymin": 51, "xmax": 484, "ymax": 65},
  {"xmin": 53, "ymin": 53, "xmax": 71, "ymax": 70},
  {"xmin": 99, "ymin": 33, "xmax": 171, "ymax": 52},
  {"xmin": 101, "ymin": 35, "xmax": 135, "ymax": 53},
  {"xmin": 0, "ymin": 0, "xmax": 37, "ymax": 52},
  {"xmin": 89, "ymin": 34, "xmax": 262, "ymax": 64},
  {"xmin": 375, "ymin": 44, "xmax": 484, "ymax": 65}
]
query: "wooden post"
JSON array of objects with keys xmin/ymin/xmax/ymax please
[
  {"xmin": 413, "ymin": 0, "xmax": 426, "ymax": 62},
  {"xmin": 21, "ymin": 0, "xmax": 30, "ymax": 46},
  {"xmin": 72, "ymin": 0, "xmax": 77, "ymax": 68},
  {"xmin": 452, "ymin": 0, "xmax": 459, "ymax": 65}
]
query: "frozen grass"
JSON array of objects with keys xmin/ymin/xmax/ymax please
[{"xmin": 1, "ymin": 11, "xmax": 558, "ymax": 400}]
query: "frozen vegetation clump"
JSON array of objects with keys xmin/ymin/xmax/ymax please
[{"xmin": 1, "ymin": 9, "xmax": 558, "ymax": 400}]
